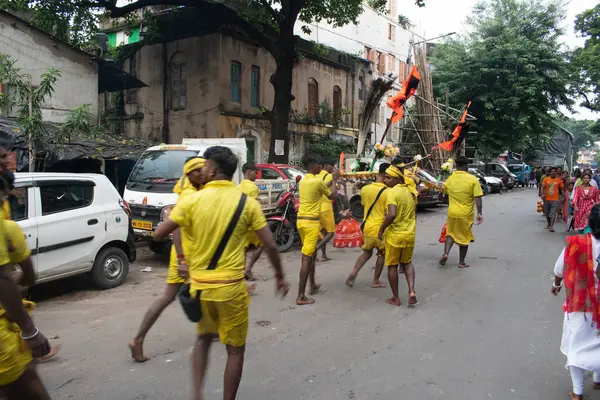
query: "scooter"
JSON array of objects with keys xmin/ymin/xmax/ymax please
[{"xmin": 267, "ymin": 184, "xmax": 300, "ymax": 253}]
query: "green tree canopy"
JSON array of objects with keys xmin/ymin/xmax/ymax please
[
  {"xmin": 0, "ymin": 0, "xmax": 98, "ymax": 46},
  {"xmin": 572, "ymin": 3, "xmax": 600, "ymax": 112},
  {"xmin": 430, "ymin": 0, "xmax": 574, "ymax": 156}
]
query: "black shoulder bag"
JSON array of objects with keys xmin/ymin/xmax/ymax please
[
  {"xmin": 360, "ymin": 187, "xmax": 387, "ymax": 231},
  {"xmin": 178, "ymin": 193, "xmax": 248, "ymax": 323}
]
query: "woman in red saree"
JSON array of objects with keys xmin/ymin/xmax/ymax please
[
  {"xmin": 572, "ymin": 173, "xmax": 600, "ymax": 233},
  {"xmin": 552, "ymin": 204, "xmax": 600, "ymax": 399}
]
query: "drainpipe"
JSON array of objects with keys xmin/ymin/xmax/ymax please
[{"xmin": 161, "ymin": 41, "xmax": 170, "ymax": 144}]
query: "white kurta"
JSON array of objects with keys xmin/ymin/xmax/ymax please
[{"xmin": 555, "ymin": 236, "xmax": 600, "ymax": 372}]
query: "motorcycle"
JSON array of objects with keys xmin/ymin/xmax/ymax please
[{"xmin": 267, "ymin": 184, "xmax": 300, "ymax": 253}]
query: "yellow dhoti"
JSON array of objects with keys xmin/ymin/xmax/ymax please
[
  {"xmin": 446, "ymin": 217, "xmax": 474, "ymax": 246},
  {"xmin": 0, "ymin": 301, "xmax": 35, "ymax": 386}
]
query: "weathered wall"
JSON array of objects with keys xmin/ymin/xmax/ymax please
[
  {"xmin": 0, "ymin": 11, "xmax": 98, "ymax": 123},
  {"xmin": 118, "ymin": 32, "xmax": 371, "ymax": 160}
]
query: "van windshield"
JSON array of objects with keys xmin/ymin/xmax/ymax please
[{"xmin": 127, "ymin": 150, "xmax": 199, "ymax": 192}]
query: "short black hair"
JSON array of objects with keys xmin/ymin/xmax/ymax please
[
  {"xmin": 322, "ymin": 158, "xmax": 336, "ymax": 167},
  {"xmin": 302, "ymin": 154, "xmax": 321, "ymax": 169},
  {"xmin": 391, "ymin": 156, "xmax": 403, "ymax": 166},
  {"xmin": 550, "ymin": 167, "xmax": 558, "ymax": 172},
  {"xmin": 379, "ymin": 163, "xmax": 390, "ymax": 175},
  {"xmin": 242, "ymin": 163, "xmax": 257, "ymax": 173},
  {"xmin": 455, "ymin": 156, "xmax": 470, "ymax": 168},
  {"xmin": 203, "ymin": 146, "xmax": 238, "ymax": 178}
]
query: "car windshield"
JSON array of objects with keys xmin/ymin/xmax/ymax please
[
  {"xmin": 469, "ymin": 169, "xmax": 484, "ymax": 178},
  {"xmin": 128, "ymin": 150, "xmax": 199, "ymax": 187},
  {"xmin": 281, "ymin": 167, "xmax": 306, "ymax": 180},
  {"xmin": 508, "ymin": 165, "xmax": 525, "ymax": 173}
]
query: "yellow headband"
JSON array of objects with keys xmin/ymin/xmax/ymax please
[
  {"xmin": 174, "ymin": 158, "xmax": 205, "ymax": 194},
  {"xmin": 183, "ymin": 158, "xmax": 205, "ymax": 175},
  {"xmin": 386, "ymin": 165, "xmax": 404, "ymax": 179}
]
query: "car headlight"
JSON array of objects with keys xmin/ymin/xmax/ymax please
[{"xmin": 160, "ymin": 204, "xmax": 175, "ymax": 221}]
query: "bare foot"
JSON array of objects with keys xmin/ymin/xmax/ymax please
[
  {"xmin": 408, "ymin": 293, "xmax": 418, "ymax": 306},
  {"xmin": 569, "ymin": 391, "xmax": 582, "ymax": 400},
  {"xmin": 128, "ymin": 340, "xmax": 150, "ymax": 363},
  {"xmin": 345, "ymin": 275, "xmax": 356, "ymax": 288},
  {"xmin": 439, "ymin": 254, "xmax": 448, "ymax": 266},
  {"xmin": 371, "ymin": 281, "xmax": 387, "ymax": 288},
  {"xmin": 458, "ymin": 263, "xmax": 470, "ymax": 269},
  {"xmin": 246, "ymin": 283, "xmax": 257, "ymax": 295},
  {"xmin": 385, "ymin": 297, "xmax": 401, "ymax": 306},
  {"xmin": 245, "ymin": 270, "xmax": 256, "ymax": 281},
  {"xmin": 296, "ymin": 296, "xmax": 315, "ymax": 305},
  {"xmin": 321, "ymin": 256, "xmax": 331, "ymax": 262},
  {"xmin": 310, "ymin": 285, "xmax": 327, "ymax": 295},
  {"xmin": 34, "ymin": 345, "xmax": 61, "ymax": 364}
]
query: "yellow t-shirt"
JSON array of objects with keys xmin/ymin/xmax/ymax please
[
  {"xmin": 2, "ymin": 202, "xmax": 9, "ymax": 220},
  {"xmin": 0, "ymin": 219, "xmax": 31, "ymax": 313},
  {"xmin": 444, "ymin": 170, "xmax": 483, "ymax": 219},
  {"xmin": 298, "ymin": 173, "xmax": 332, "ymax": 219},
  {"xmin": 169, "ymin": 186, "xmax": 199, "ymax": 268},
  {"xmin": 318, "ymin": 170, "xmax": 333, "ymax": 212},
  {"xmin": 385, "ymin": 184, "xmax": 416, "ymax": 248},
  {"xmin": 169, "ymin": 181, "xmax": 267, "ymax": 298},
  {"xmin": 238, "ymin": 179, "xmax": 259, "ymax": 199},
  {"xmin": 361, "ymin": 182, "xmax": 388, "ymax": 237}
]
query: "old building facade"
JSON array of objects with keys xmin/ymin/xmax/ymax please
[
  {"xmin": 110, "ymin": 31, "xmax": 372, "ymax": 163},
  {"xmin": 0, "ymin": 10, "xmax": 99, "ymax": 123}
]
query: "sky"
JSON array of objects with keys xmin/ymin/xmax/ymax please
[{"xmin": 403, "ymin": 0, "xmax": 599, "ymax": 121}]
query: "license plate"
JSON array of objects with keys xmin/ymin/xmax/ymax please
[{"xmin": 132, "ymin": 220, "xmax": 153, "ymax": 230}]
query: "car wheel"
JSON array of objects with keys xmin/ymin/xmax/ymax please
[
  {"xmin": 148, "ymin": 241, "xmax": 168, "ymax": 254},
  {"xmin": 91, "ymin": 247, "xmax": 130, "ymax": 290}
]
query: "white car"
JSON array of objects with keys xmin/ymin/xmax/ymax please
[{"xmin": 11, "ymin": 173, "xmax": 136, "ymax": 289}]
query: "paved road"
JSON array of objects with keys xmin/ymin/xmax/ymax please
[{"xmin": 34, "ymin": 189, "xmax": 573, "ymax": 400}]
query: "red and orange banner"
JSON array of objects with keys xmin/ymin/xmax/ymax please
[
  {"xmin": 438, "ymin": 101, "xmax": 471, "ymax": 152},
  {"xmin": 386, "ymin": 65, "xmax": 421, "ymax": 123}
]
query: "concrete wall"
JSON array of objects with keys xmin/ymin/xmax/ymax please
[
  {"xmin": 119, "ymin": 32, "xmax": 370, "ymax": 161},
  {"xmin": 0, "ymin": 12, "xmax": 98, "ymax": 123}
]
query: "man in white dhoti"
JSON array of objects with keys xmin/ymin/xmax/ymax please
[{"xmin": 552, "ymin": 204, "xmax": 600, "ymax": 400}]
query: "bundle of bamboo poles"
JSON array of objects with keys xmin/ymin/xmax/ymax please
[
  {"xmin": 357, "ymin": 74, "xmax": 396, "ymax": 155},
  {"xmin": 413, "ymin": 44, "xmax": 445, "ymax": 172}
]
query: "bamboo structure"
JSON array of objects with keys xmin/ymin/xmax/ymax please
[
  {"xmin": 412, "ymin": 44, "xmax": 444, "ymax": 171},
  {"xmin": 357, "ymin": 74, "xmax": 396, "ymax": 155}
]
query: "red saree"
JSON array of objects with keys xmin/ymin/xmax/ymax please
[
  {"xmin": 563, "ymin": 235, "xmax": 600, "ymax": 327},
  {"xmin": 572, "ymin": 186, "xmax": 600, "ymax": 231}
]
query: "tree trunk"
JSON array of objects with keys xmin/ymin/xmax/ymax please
[{"xmin": 267, "ymin": 34, "xmax": 296, "ymax": 164}]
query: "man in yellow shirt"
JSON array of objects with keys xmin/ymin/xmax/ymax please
[
  {"xmin": 238, "ymin": 163, "xmax": 263, "ymax": 281},
  {"xmin": 129, "ymin": 157, "xmax": 205, "ymax": 362},
  {"xmin": 154, "ymin": 146, "xmax": 288, "ymax": 400},
  {"xmin": 440, "ymin": 156, "xmax": 483, "ymax": 268},
  {"xmin": 378, "ymin": 165, "xmax": 418, "ymax": 307},
  {"xmin": 0, "ymin": 177, "xmax": 53, "ymax": 400},
  {"xmin": 296, "ymin": 156, "xmax": 338, "ymax": 305},
  {"xmin": 346, "ymin": 163, "xmax": 389, "ymax": 288},
  {"xmin": 317, "ymin": 159, "xmax": 336, "ymax": 261}
]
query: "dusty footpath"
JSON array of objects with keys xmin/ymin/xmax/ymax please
[{"xmin": 31, "ymin": 189, "xmax": 574, "ymax": 400}]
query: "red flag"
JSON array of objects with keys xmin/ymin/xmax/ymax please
[
  {"xmin": 438, "ymin": 101, "xmax": 471, "ymax": 151},
  {"xmin": 386, "ymin": 65, "xmax": 421, "ymax": 122}
]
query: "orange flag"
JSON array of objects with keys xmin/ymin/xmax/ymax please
[
  {"xmin": 386, "ymin": 65, "xmax": 421, "ymax": 123},
  {"xmin": 438, "ymin": 101, "xmax": 471, "ymax": 151}
]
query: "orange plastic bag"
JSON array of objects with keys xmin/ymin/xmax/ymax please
[
  {"xmin": 333, "ymin": 218, "xmax": 364, "ymax": 248},
  {"xmin": 439, "ymin": 223, "xmax": 447, "ymax": 243}
]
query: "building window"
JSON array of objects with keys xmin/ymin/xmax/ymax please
[
  {"xmin": 364, "ymin": 46, "xmax": 371, "ymax": 59},
  {"xmin": 308, "ymin": 78, "xmax": 319, "ymax": 117},
  {"xmin": 171, "ymin": 63, "xmax": 187, "ymax": 110},
  {"xmin": 127, "ymin": 55, "xmax": 138, "ymax": 104},
  {"xmin": 388, "ymin": 54, "xmax": 396, "ymax": 73},
  {"xmin": 250, "ymin": 66, "xmax": 260, "ymax": 107},
  {"xmin": 388, "ymin": 0, "xmax": 397, "ymax": 18},
  {"xmin": 377, "ymin": 52, "xmax": 386, "ymax": 74},
  {"xmin": 230, "ymin": 61, "xmax": 242, "ymax": 103},
  {"xmin": 388, "ymin": 24, "xmax": 396, "ymax": 42},
  {"xmin": 358, "ymin": 71, "xmax": 365, "ymax": 101},
  {"xmin": 333, "ymin": 86, "xmax": 342, "ymax": 115}
]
